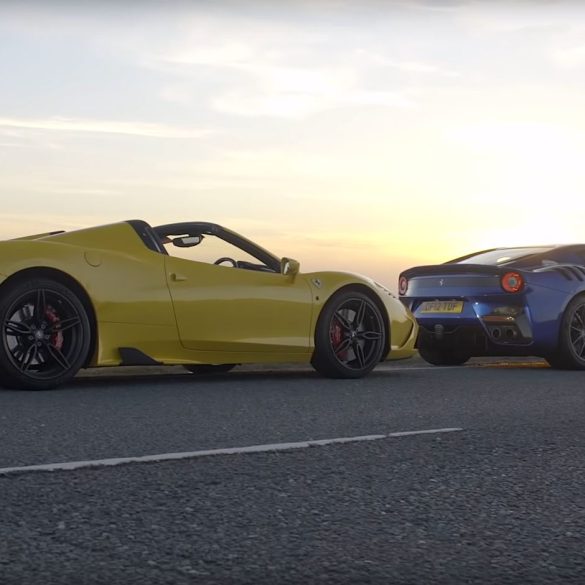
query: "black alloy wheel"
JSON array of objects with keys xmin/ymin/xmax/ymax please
[
  {"xmin": 0, "ymin": 278, "xmax": 91, "ymax": 390},
  {"xmin": 312, "ymin": 290, "xmax": 386, "ymax": 379},
  {"xmin": 546, "ymin": 294, "xmax": 585, "ymax": 370},
  {"xmin": 184, "ymin": 364, "xmax": 236, "ymax": 374}
]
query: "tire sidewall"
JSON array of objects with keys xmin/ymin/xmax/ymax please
[
  {"xmin": 0, "ymin": 278, "xmax": 91, "ymax": 390},
  {"xmin": 558, "ymin": 294, "xmax": 585, "ymax": 369},
  {"xmin": 313, "ymin": 290, "xmax": 386, "ymax": 379}
]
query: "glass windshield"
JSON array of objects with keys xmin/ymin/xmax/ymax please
[{"xmin": 455, "ymin": 247, "xmax": 554, "ymax": 265}]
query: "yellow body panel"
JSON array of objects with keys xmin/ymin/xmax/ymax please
[
  {"xmin": 0, "ymin": 221, "xmax": 417, "ymax": 368},
  {"xmin": 165, "ymin": 255, "xmax": 314, "ymax": 352}
]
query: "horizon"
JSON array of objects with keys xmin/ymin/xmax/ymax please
[{"xmin": 2, "ymin": 0, "xmax": 585, "ymax": 289}]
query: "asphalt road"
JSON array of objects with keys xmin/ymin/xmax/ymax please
[{"xmin": 1, "ymin": 357, "xmax": 585, "ymax": 584}]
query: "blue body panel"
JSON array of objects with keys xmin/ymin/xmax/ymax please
[{"xmin": 399, "ymin": 250, "xmax": 585, "ymax": 358}]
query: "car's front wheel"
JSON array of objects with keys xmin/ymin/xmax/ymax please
[
  {"xmin": 418, "ymin": 345, "xmax": 470, "ymax": 366},
  {"xmin": 546, "ymin": 294, "xmax": 585, "ymax": 370},
  {"xmin": 0, "ymin": 278, "xmax": 91, "ymax": 390},
  {"xmin": 311, "ymin": 290, "xmax": 386, "ymax": 379}
]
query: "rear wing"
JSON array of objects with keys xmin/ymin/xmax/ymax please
[{"xmin": 400, "ymin": 264, "xmax": 513, "ymax": 279}]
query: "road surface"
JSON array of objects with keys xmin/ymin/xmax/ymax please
[{"xmin": 1, "ymin": 358, "xmax": 584, "ymax": 584}]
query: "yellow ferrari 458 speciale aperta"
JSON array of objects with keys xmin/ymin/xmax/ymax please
[{"xmin": 0, "ymin": 220, "xmax": 417, "ymax": 389}]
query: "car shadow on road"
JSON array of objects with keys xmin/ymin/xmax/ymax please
[
  {"xmin": 0, "ymin": 366, "xmax": 415, "ymax": 392},
  {"xmin": 0, "ymin": 360, "xmax": 556, "ymax": 393},
  {"xmin": 70, "ymin": 365, "xmax": 415, "ymax": 390}
]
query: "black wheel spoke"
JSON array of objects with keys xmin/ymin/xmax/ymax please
[
  {"xmin": 12, "ymin": 345, "xmax": 25, "ymax": 362},
  {"xmin": 46, "ymin": 344, "xmax": 71, "ymax": 371},
  {"xmin": 354, "ymin": 301, "xmax": 366, "ymax": 327},
  {"xmin": 20, "ymin": 306, "xmax": 32, "ymax": 322},
  {"xmin": 19, "ymin": 344, "xmax": 38, "ymax": 372},
  {"xmin": 354, "ymin": 341, "xmax": 366, "ymax": 368},
  {"xmin": 334, "ymin": 337, "xmax": 352, "ymax": 357},
  {"xmin": 34, "ymin": 289, "xmax": 47, "ymax": 322},
  {"xmin": 50, "ymin": 315, "xmax": 81, "ymax": 334},
  {"xmin": 5, "ymin": 320, "xmax": 31, "ymax": 337},
  {"xmin": 573, "ymin": 331, "xmax": 585, "ymax": 355},
  {"xmin": 357, "ymin": 330, "xmax": 383, "ymax": 341},
  {"xmin": 333, "ymin": 312, "xmax": 352, "ymax": 332}
]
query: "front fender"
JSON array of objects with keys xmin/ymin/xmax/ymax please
[{"xmin": 301, "ymin": 271, "xmax": 417, "ymax": 359}]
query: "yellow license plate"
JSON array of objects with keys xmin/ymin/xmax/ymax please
[{"xmin": 419, "ymin": 300, "xmax": 464, "ymax": 314}]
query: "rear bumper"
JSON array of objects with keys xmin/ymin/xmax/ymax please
[
  {"xmin": 416, "ymin": 323, "xmax": 537, "ymax": 357},
  {"xmin": 404, "ymin": 294, "xmax": 541, "ymax": 355}
]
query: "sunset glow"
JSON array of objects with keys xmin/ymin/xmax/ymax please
[{"xmin": 2, "ymin": 1, "xmax": 585, "ymax": 289}]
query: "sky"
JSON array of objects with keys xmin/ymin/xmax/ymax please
[{"xmin": 1, "ymin": 0, "xmax": 585, "ymax": 289}]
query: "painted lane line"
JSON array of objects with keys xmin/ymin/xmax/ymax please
[{"xmin": 0, "ymin": 427, "xmax": 463, "ymax": 476}]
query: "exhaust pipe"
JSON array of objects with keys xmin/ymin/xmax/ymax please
[{"xmin": 503, "ymin": 326, "xmax": 518, "ymax": 339}]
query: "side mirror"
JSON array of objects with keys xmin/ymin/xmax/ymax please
[
  {"xmin": 172, "ymin": 235, "xmax": 203, "ymax": 248},
  {"xmin": 281, "ymin": 257, "xmax": 300, "ymax": 277}
]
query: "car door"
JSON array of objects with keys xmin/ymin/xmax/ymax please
[{"xmin": 164, "ymin": 255, "xmax": 314, "ymax": 353}]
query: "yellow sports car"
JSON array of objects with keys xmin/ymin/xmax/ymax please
[{"xmin": 0, "ymin": 220, "xmax": 417, "ymax": 389}]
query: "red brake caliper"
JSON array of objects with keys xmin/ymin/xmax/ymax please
[
  {"xmin": 330, "ymin": 317, "xmax": 347, "ymax": 359},
  {"xmin": 45, "ymin": 306, "xmax": 64, "ymax": 350}
]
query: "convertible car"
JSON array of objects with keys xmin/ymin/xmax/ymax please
[
  {"xmin": 399, "ymin": 245, "xmax": 585, "ymax": 368},
  {"xmin": 0, "ymin": 220, "xmax": 417, "ymax": 389}
]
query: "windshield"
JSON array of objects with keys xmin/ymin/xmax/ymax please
[{"xmin": 454, "ymin": 247, "xmax": 554, "ymax": 265}]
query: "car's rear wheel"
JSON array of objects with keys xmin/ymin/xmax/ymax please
[
  {"xmin": 546, "ymin": 294, "xmax": 585, "ymax": 370},
  {"xmin": 311, "ymin": 290, "xmax": 386, "ymax": 379},
  {"xmin": 0, "ymin": 278, "xmax": 91, "ymax": 390},
  {"xmin": 418, "ymin": 344, "xmax": 470, "ymax": 366},
  {"xmin": 184, "ymin": 364, "xmax": 236, "ymax": 374}
]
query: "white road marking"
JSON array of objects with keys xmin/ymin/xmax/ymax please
[{"xmin": 0, "ymin": 427, "xmax": 463, "ymax": 476}]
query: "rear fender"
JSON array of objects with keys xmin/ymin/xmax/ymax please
[{"xmin": 528, "ymin": 284, "xmax": 585, "ymax": 354}]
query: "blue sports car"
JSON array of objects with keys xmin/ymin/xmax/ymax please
[{"xmin": 399, "ymin": 245, "xmax": 585, "ymax": 368}]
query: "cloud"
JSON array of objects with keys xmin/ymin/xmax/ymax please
[
  {"xmin": 0, "ymin": 2, "xmax": 460, "ymax": 119},
  {"xmin": 147, "ymin": 23, "xmax": 416, "ymax": 118},
  {"xmin": 356, "ymin": 49, "xmax": 460, "ymax": 77},
  {"xmin": 0, "ymin": 212, "xmax": 107, "ymax": 240},
  {"xmin": 551, "ymin": 42, "xmax": 585, "ymax": 68},
  {"xmin": 211, "ymin": 65, "xmax": 412, "ymax": 118},
  {"xmin": 0, "ymin": 117, "xmax": 210, "ymax": 139}
]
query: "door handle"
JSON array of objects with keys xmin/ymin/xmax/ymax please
[{"xmin": 170, "ymin": 272, "xmax": 187, "ymax": 282}]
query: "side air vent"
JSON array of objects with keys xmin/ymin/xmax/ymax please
[
  {"xmin": 555, "ymin": 267, "xmax": 573, "ymax": 280},
  {"xmin": 567, "ymin": 266, "xmax": 584, "ymax": 281},
  {"xmin": 533, "ymin": 265, "xmax": 585, "ymax": 281}
]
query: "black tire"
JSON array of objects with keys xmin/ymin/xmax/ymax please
[
  {"xmin": 0, "ymin": 278, "xmax": 91, "ymax": 390},
  {"xmin": 184, "ymin": 364, "xmax": 236, "ymax": 374},
  {"xmin": 418, "ymin": 345, "xmax": 470, "ymax": 366},
  {"xmin": 545, "ymin": 294, "xmax": 585, "ymax": 370},
  {"xmin": 311, "ymin": 290, "xmax": 386, "ymax": 379}
]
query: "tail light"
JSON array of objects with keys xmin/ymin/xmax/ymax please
[
  {"xmin": 398, "ymin": 276, "xmax": 408, "ymax": 295},
  {"xmin": 501, "ymin": 272, "xmax": 524, "ymax": 293}
]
